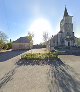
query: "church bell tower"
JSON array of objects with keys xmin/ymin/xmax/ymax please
[{"xmin": 60, "ymin": 6, "xmax": 74, "ymax": 46}]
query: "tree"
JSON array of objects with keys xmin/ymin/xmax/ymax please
[
  {"xmin": 0, "ymin": 31, "xmax": 8, "ymax": 42},
  {"xmin": 77, "ymin": 38, "xmax": 80, "ymax": 46},
  {"xmin": 3, "ymin": 44, "xmax": 8, "ymax": 50},
  {"xmin": 43, "ymin": 32, "xmax": 48, "ymax": 45},
  {"xmin": 0, "ymin": 31, "xmax": 8, "ymax": 50},
  {"xmin": 7, "ymin": 43, "xmax": 12, "ymax": 50},
  {"xmin": 0, "ymin": 39, "xmax": 4, "ymax": 50},
  {"xmin": 27, "ymin": 32, "xmax": 34, "ymax": 53},
  {"xmin": 10, "ymin": 39, "xmax": 11, "ymax": 43}
]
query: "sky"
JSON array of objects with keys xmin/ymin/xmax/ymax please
[{"xmin": 0, "ymin": 0, "xmax": 80, "ymax": 44}]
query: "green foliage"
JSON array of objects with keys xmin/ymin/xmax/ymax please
[
  {"xmin": 27, "ymin": 32, "xmax": 34, "ymax": 41},
  {"xmin": 0, "ymin": 39, "xmax": 4, "ymax": 49},
  {"xmin": 21, "ymin": 52, "xmax": 58, "ymax": 61},
  {"xmin": 1, "ymin": 42, "xmax": 12, "ymax": 50},
  {"xmin": 7, "ymin": 43, "xmax": 12, "ymax": 50},
  {"xmin": 0, "ymin": 41, "xmax": 12, "ymax": 50},
  {"xmin": 27, "ymin": 32, "xmax": 34, "ymax": 49},
  {"xmin": 3, "ymin": 44, "xmax": 8, "ymax": 50},
  {"xmin": 77, "ymin": 38, "xmax": 80, "ymax": 46}
]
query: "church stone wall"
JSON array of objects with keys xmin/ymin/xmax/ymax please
[{"xmin": 64, "ymin": 16, "xmax": 72, "ymax": 23}]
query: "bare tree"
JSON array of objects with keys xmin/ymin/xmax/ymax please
[
  {"xmin": 43, "ymin": 32, "xmax": 48, "ymax": 45},
  {"xmin": 0, "ymin": 31, "xmax": 8, "ymax": 42},
  {"xmin": 0, "ymin": 31, "xmax": 8, "ymax": 50}
]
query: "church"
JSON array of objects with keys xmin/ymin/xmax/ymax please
[{"xmin": 47, "ymin": 7, "xmax": 76, "ymax": 51}]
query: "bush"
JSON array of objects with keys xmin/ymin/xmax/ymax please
[
  {"xmin": 3, "ymin": 44, "xmax": 8, "ymax": 50},
  {"xmin": 21, "ymin": 52, "xmax": 58, "ymax": 61},
  {"xmin": 7, "ymin": 43, "xmax": 12, "ymax": 50},
  {"xmin": 0, "ymin": 40, "xmax": 4, "ymax": 50}
]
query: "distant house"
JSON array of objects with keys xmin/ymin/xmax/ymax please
[{"xmin": 12, "ymin": 37, "xmax": 31, "ymax": 50}]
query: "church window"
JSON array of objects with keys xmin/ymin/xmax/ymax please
[{"xmin": 67, "ymin": 32, "xmax": 69, "ymax": 35}]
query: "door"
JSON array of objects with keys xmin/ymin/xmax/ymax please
[{"xmin": 68, "ymin": 42, "xmax": 70, "ymax": 46}]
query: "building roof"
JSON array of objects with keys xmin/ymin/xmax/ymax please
[
  {"xmin": 64, "ymin": 6, "xmax": 69, "ymax": 17},
  {"xmin": 13, "ymin": 37, "xmax": 30, "ymax": 43},
  {"xmin": 59, "ymin": 31, "xmax": 63, "ymax": 33}
]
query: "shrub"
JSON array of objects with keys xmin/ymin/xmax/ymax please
[
  {"xmin": 3, "ymin": 44, "xmax": 8, "ymax": 50},
  {"xmin": 7, "ymin": 43, "xmax": 12, "ymax": 50},
  {"xmin": 21, "ymin": 52, "xmax": 58, "ymax": 61}
]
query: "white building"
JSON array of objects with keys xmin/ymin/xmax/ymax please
[
  {"xmin": 12, "ymin": 37, "xmax": 31, "ymax": 50},
  {"xmin": 47, "ymin": 7, "xmax": 76, "ymax": 51}
]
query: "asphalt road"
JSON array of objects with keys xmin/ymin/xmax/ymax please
[
  {"xmin": 0, "ymin": 50, "xmax": 29, "ymax": 62},
  {"xmin": 0, "ymin": 49, "xmax": 80, "ymax": 92},
  {"xmin": 0, "ymin": 48, "xmax": 51, "ymax": 92},
  {"xmin": 0, "ymin": 50, "xmax": 29, "ymax": 79}
]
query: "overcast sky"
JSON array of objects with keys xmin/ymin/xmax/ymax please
[{"xmin": 0, "ymin": 0, "xmax": 80, "ymax": 44}]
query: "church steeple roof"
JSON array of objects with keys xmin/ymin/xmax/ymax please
[{"xmin": 64, "ymin": 6, "xmax": 69, "ymax": 17}]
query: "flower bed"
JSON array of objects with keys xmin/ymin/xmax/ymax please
[{"xmin": 21, "ymin": 52, "xmax": 58, "ymax": 61}]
